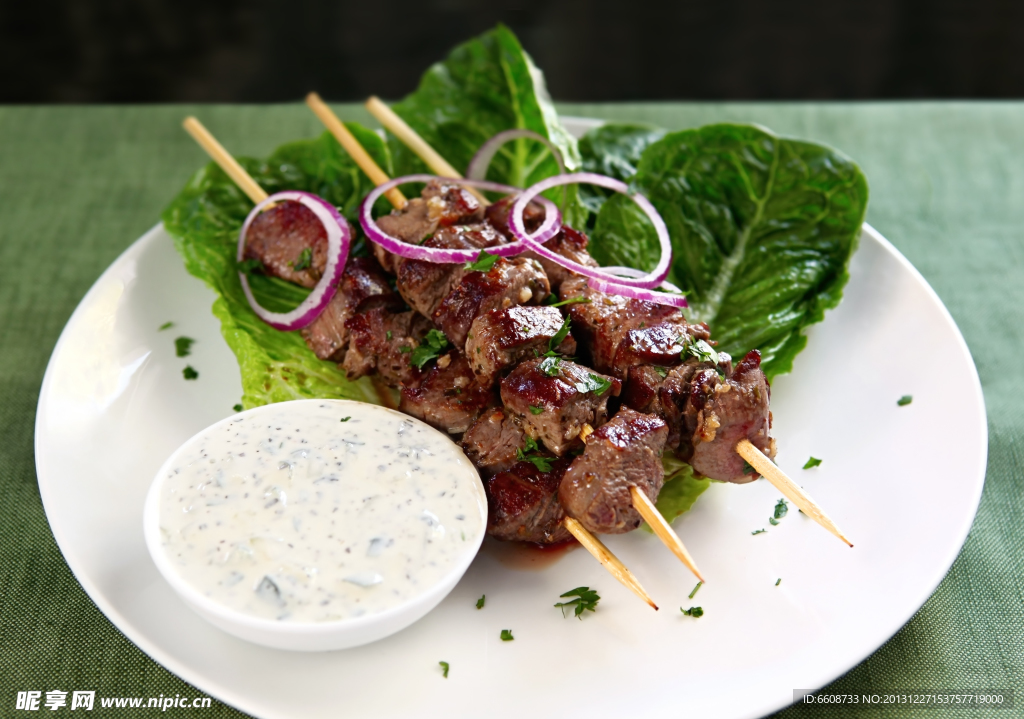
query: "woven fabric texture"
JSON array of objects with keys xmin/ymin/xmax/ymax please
[{"xmin": 0, "ymin": 103, "xmax": 1019, "ymax": 718}]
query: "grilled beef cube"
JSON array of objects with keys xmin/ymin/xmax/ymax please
[
  {"xmin": 341, "ymin": 308, "xmax": 430, "ymax": 387},
  {"xmin": 525, "ymin": 226, "xmax": 600, "ymax": 292},
  {"xmin": 461, "ymin": 408, "xmax": 526, "ymax": 477},
  {"xmin": 659, "ymin": 350, "xmax": 773, "ymax": 482},
  {"xmin": 400, "ymin": 352, "xmax": 497, "ymax": 434},
  {"xmin": 612, "ymin": 323, "xmax": 693, "ymax": 376},
  {"xmin": 501, "ymin": 358, "xmax": 620, "ymax": 456},
  {"xmin": 242, "ymin": 200, "xmax": 329, "ymax": 288},
  {"xmin": 373, "ymin": 179, "xmax": 485, "ymax": 273},
  {"xmin": 300, "ymin": 257, "xmax": 402, "ymax": 361},
  {"xmin": 621, "ymin": 365, "xmax": 670, "ymax": 415},
  {"xmin": 395, "ymin": 223, "xmax": 506, "ymax": 318},
  {"xmin": 465, "ymin": 306, "xmax": 576, "ymax": 387},
  {"xmin": 433, "ymin": 257, "xmax": 550, "ymax": 350},
  {"xmin": 486, "ymin": 457, "xmax": 573, "ymax": 544},
  {"xmin": 560, "ymin": 276, "xmax": 686, "ymax": 374},
  {"xmin": 559, "ymin": 408, "xmax": 668, "ymax": 534},
  {"xmin": 484, "ymin": 194, "xmax": 546, "ymax": 239}
]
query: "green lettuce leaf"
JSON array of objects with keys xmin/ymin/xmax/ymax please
[
  {"xmin": 590, "ymin": 123, "xmax": 868, "ymax": 380},
  {"xmin": 645, "ymin": 450, "xmax": 711, "ymax": 529},
  {"xmin": 161, "ymin": 128, "xmax": 392, "ymax": 409},
  {"xmin": 389, "ymin": 24, "xmax": 587, "ymax": 228},
  {"xmin": 578, "ymin": 123, "xmax": 666, "ymax": 218}
]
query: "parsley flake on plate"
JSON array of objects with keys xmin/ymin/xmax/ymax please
[
  {"xmin": 681, "ymin": 606, "xmax": 704, "ymax": 618},
  {"xmin": 803, "ymin": 456, "xmax": 823, "ymax": 469},
  {"xmin": 158, "ymin": 321, "xmax": 174, "ymax": 331},
  {"xmin": 897, "ymin": 394, "xmax": 913, "ymax": 406},
  {"xmin": 339, "ymin": 416, "xmax": 351, "ymax": 422},
  {"xmin": 465, "ymin": 249, "xmax": 499, "ymax": 273},
  {"xmin": 233, "ymin": 404, "xmax": 243, "ymax": 412},
  {"xmin": 182, "ymin": 365, "xmax": 199, "ymax": 380},
  {"xmin": 688, "ymin": 581, "xmax": 703, "ymax": 599},
  {"xmin": 409, "ymin": 329, "xmax": 450, "ymax": 369},
  {"xmin": 751, "ymin": 528, "xmax": 766, "ymax": 535},
  {"xmin": 438, "ymin": 661, "xmax": 449, "ymax": 678},
  {"xmin": 500, "ymin": 629, "xmax": 514, "ymax": 641},
  {"xmin": 174, "ymin": 336, "xmax": 195, "ymax": 358},
  {"xmin": 476, "ymin": 595, "xmax": 485, "ymax": 609},
  {"xmin": 776, "ymin": 578, "xmax": 782, "ymax": 586},
  {"xmin": 554, "ymin": 586, "xmax": 600, "ymax": 619}
]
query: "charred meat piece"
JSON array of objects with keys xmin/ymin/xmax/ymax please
[
  {"xmin": 341, "ymin": 308, "xmax": 431, "ymax": 387},
  {"xmin": 560, "ymin": 276, "xmax": 691, "ymax": 376},
  {"xmin": 501, "ymin": 357, "xmax": 620, "ymax": 456},
  {"xmin": 484, "ymin": 193, "xmax": 546, "ymax": 240},
  {"xmin": 461, "ymin": 408, "xmax": 527, "ymax": 477},
  {"xmin": 621, "ymin": 365, "xmax": 670, "ymax": 415},
  {"xmin": 559, "ymin": 408, "xmax": 668, "ymax": 534},
  {"xmin": 242, "ymin": 200, "xmax": 329, "ymax": 288},
  {"xmin": 525, "ymin": 226, "xmax": 601, "ymax": 293},
  {"xmin": 612, "ymin": 323, "xmax": 698, "ymax": 377},
  {"xmin": 486, "ymin": 457, "xmax": 573, "ymax": 544},
  {"xmin": 300, "ymin": 257, "xmax": 403, "ymax": 361},
  {"xmin": 465, "ymin": 306, "xmax": 576, "ymax": 387},
  {"xmin": 400, "ymin": 352, "xmax": 497, "ymax": 434},
  {"xmin": 372, "ymin": 179, "xmax": 485, "ymax": 273},
  {"xmin": 433, "ymin": 257, "xmax": 550, "ymax": 350},
  {"xmin": 688, "ymin": 350, "xmax": 774, "ymax": 482},
  {"xmin": 394, "ymin": 223, "xmax": 506, "ymax": 318}
]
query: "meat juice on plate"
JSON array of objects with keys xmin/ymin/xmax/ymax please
[{"xmin": 154, "ymin": 400, "xmax": 486, "ymax": 622}]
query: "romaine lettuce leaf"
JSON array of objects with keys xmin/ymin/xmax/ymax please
[
  {"xmin": 389, "ymin": 24, "xmax": 588, "ymax": 228},
  {"xmin": 161, "ymin": 128, "xmax": 391, "ymax": 409},
  {"xmin": 645, "ymin": 451, "xmax": 711, "ymax": 529},
  {"xmin": 578, "ymin": 123, "xmax": 666, "ymax": 218},
  {"xmin": 590, "ymin": 123, "xmax": 868, "ymax": 380}
]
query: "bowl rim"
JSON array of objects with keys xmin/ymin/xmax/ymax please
[{"xmin": 143, "ymin": 398, "xmax": 488, "ymax": 639}]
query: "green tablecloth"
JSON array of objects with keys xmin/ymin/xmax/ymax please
[{"xmin": 0, "ymin": 103, "xmax": 1020, "ymax": 717}]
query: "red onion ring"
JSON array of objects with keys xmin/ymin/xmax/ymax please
[
  {"xmin": 509, "ymin": 172, "xmax": 672, "ymax": 289},
  {"xmin": 237, "ymin": 191, "xmax": 351, "ymax": 331},
  {"xmin": 465, "ymin": 129, "xmax": 566, "ymax": 182},
  {"xmin": 600, "ymin": 265, "xmax": 684, "ymax": 294},
  {"xmin": 587, "ymin": 276, "xmax": 688, "ymax": 308},
  {"xmin": 358, "ymin": 174, "xmax": 561, "ymax": 263}
]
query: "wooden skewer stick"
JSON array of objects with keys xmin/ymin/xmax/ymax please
[
  {"xmin": 305, "ymin": 92, "xmax": 407, "ymax": 209},
  {"xmin": 364, "ymin": 95, "xmax": 490, "ymax": 206},
  {"xmin": 629, "ymin": 486, "xmax": 705, "ymax": 582},
  {"xmin": 183, "ymin": 117, "xmax": 268, "ymax": 205},
  {"xmin": 736, "ymin": 439, "xmax": 853, "ymax": 547},
  {"xmin": 580, "ymin": 423, "xmax": 704, "ymax": 581},
  {"xmin": 562, "ymin": 517, "xmax": 658, "ymax": 611}
]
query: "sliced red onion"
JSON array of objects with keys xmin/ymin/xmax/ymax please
[
  {"xmin": 466, "ymin": 129, "xmax": 566, "ymax": 182},
  {"xmin": 237, "ymin": 191, "xmax": 351, "ymax": 331},
  {"xmin": 587, "ymin": 276, "xmax": 689, "ymax": 308},
  {"xmin": 601, "ymin": 265, "xmax": 684, "ymax": 294},
  {"xmin": 359, "ymin": 174, "xmax": 560, "ymax": 263},
  {"xmin": 509, "ymin": 172, "xmax": 672, "ymax": 289}
]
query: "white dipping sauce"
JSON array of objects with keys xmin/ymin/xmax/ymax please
[{"xmin": 155, "ymin": 400, "xmax": 486, "ymax": 623}]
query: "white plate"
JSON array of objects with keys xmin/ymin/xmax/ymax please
[{"xmin": 35, "ymin": 119, "xmax": 986, "ymax": 719}]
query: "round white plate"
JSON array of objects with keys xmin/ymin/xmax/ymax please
[{"xmin": 35, "ymin": 120, "xmax": 986, "ymax": 719}]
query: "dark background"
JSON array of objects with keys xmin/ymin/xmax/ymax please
[{"xmin": 4, "ymin": 0, "xmax": 1024, "ymax": 103}]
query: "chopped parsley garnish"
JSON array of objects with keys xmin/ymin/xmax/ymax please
[
  {"xmin": 233, "ymin": 404, "xmax": 243, "ymax": 412},
  {"xmin": 653, "ymin": 366, "xmax": 669, "ymax": 378},
  {"xmin": 773, "ymin": 498, "xmax": 789, "ymax": 520},
  {"xmin": 574, "ymin": 373, "xmax": 613, "ymax": 396},
  {"xmin": 500, "ymin": 629, "xmax": 514, "ymax": 641},
  {"xmin": 686, "ymin": 339, "xmax": 719, "ymax": 365},
  {"xmin": 554, "ymin": 586, "xmax": 600, "ymax": 619},
  {"xmin": 751, "ymin": 528, "xmax": 766, "ymax": 535},
  {"xmin": 516, "ymin": 436, "xmax": 555, "ymax": 472},
  {"xmin": 158, "ymin": 321, "xmax": 174, "ymax": 331},
  {"xmin": 409, "ymin": 329, "xmax": 449, "ymax": 369},
  {"xmin": 680, "ymin": 606, "xmax": 704, "ymax": 618},
  {"xmin": 529, "ymin": 405, "xmax": 544, "ymax": 415},
  {"xmin": 688, "ymin": 581, "xmax": 703, "ymax": 600},
  {"xmin": 339, "ymin": 416, "xmax": 351, "ymax": 422},
  {"xmin": 776, "ymin": 578, "xmax": 782, "ymax": 586},
  {"xmin": 236, "ymin": 257, "xmax": 263, "ymax": 275},
  {"xmin": 291, "ymin": 247, "xmax": 313, "ymax": 271},
  {"xmin": 548, "ymin": 315, "xmax": 571, "ymax": 353},
  {"xmin": 386, "ymin": 330, "xmax": 392, "ymax": 341},
  {"xmin": 182, "ymin": 365, "xmax": 199, "ymax": 380},
  {"xmin": 548, "ymin": 295, "xmax": 591, "ymax": 308},
  {"xmin": 538, "ymin": 356, "xmax": 562, "ymax": 376},
  {"xmin": 465, "ymin": 249, "xmax": 499, "ymax": 273},
  {"xmin": 897, "ymin": 394, "xmax": 913, "ymax": 406},
  {"xmin": 398, "ymin": 345, "xmax": 412, "ymax": 353},
  {"xmin": 476, "ymin": 595, "xmax": 485, "ymax": 610},
  {"xmin": 803, "ymin": 456, "xmax": 823, "ymax": 469},
  {"xmin": 742, "ymin": 460, "xmax": 757, "ymax": 476},
  {"xmin": 438, "ymin": 661, "xmax": 449, "ymax": 678},
  {"xmin": 174, "ymin": 336, "xmax": 195, "ymax": 358}
]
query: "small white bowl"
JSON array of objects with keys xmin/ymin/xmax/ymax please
[{"xmin": 143, "ymin": 399, "xmax": 487, "ymax": 652}]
